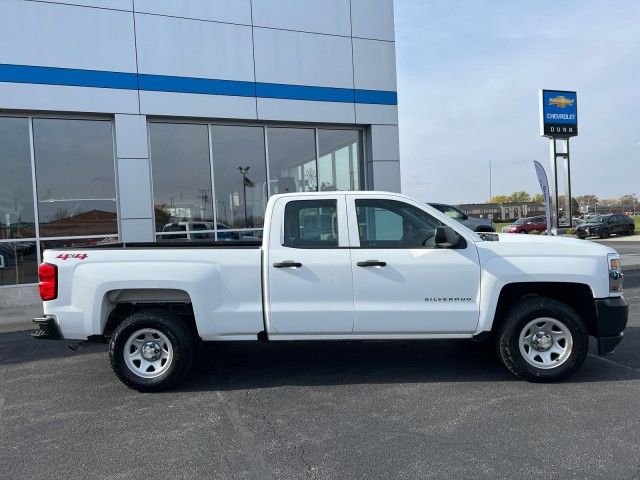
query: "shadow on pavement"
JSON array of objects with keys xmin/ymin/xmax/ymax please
[
  {"xmin": 2, "ymin": 328, "xmax": 638, "ymax": 390},
  {"xmin": 0, "ymin": 329, "xmax": 105, "ymax": 365},
  {"xmin": 179, "ymin": 330, "xmax": 640, "ymax": 392}
]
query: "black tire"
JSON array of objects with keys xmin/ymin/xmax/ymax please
[
  {"xmin": 519, "ymin": 230, "xmax": 527, "ymax": 234},
  {"xmin": 109, "ymin": 309, "xmax": 196, "ymax": 392},
  {"xmin": 627, "ymin": 225, "xmax": 634, "ymax": 236},
  {"xmin": 599, "ymin": 228, "xmax": 609, "ymax": 239},
  {"xmin": 496, "ymin": 296, "xmax": 588, "ymax": 382},
  {"xmin": 577, "ymin": 233, "xmax": 587, "ymax": 240}
]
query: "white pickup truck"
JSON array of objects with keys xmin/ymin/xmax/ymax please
[{"xmin": 33, "ymin": 191, "xmax": 628, "ymax": 391}]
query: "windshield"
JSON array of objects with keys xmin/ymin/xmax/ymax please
[
  {"xmin": 513, "ymin": 218, "xmax": 528, "ymax": 225},
  {"xmin": 586, "ymin": 216, "xmax": 606, "ymax": 224}
]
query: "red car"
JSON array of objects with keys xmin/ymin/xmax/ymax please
[{"xmin": 505, "ymin": 216, "xmax": 547, "ymax": 233}]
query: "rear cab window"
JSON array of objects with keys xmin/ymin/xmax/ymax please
[{"xmin": 283, "ymin": 199, "xmax": 339, "ymax": 248}]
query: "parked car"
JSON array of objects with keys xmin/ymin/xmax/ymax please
[
  {"xmin": 503, "ymin": 216, "xmax": 547, "ymax": 234},
  {"xmin": 576, "ymin": 214, "xmax": 635, "ymax": 239},
  {"xmin": 428, "ymin": 203, "xmax": 495, "ymax": 232},
  {"xmin": 160, "ymin": 221, "xmax": 243, "ymax": 241},
  {"xmin": 33, "ymin": 191, "xmax": 627, "ymax": 391}
]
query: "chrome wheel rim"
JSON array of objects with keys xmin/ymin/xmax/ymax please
[
  {"xmin": 123, "ymin": 328, "xmax": 173, "ymax": 378},
  {"xmin": 519, "ymin": 317, "xmax": 573, "ymax": 369}
]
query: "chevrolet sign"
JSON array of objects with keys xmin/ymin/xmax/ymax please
[{"xmin": 539, "ymin": 89, "xmax": 578, "ymax": 137}]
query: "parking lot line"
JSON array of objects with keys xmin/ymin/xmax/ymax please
[{"xmin": 587, "ymin": 353, "xmax": 640, "ymax": 373}]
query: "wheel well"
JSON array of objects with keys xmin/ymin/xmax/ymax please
[
  {"xmin": 492, "ymin": 282, "xmax": 598, "ymax": 336},
  {"xmin": 103, "ymin": 300, "xmax": 198, "ymax": 340}
]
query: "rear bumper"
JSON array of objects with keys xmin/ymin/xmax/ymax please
[
  {"xmin": 594, "ymin": 297, "xmax": 628, "ymax": 355},
  {"xmin": 32, "ymin": 315, "xmax": 63, "ymax": 340}
]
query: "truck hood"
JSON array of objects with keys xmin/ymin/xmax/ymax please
[{"xmin": 476, "ymin": 233, "xmax": 617, "ymax": 258}]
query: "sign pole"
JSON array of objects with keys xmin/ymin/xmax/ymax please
[
  {"xmin": 564, "ymin": 140, "xmax": 572, "ymax": 225},
  {"xmin": 539, "ymin": 89, "xmax": 578, "ymax": 234},
  {"xmin": 549, "ymin": 140, "xmax": 559, "ymax": 233}
]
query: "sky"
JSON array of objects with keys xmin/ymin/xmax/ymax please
[{"xmin": 394, "ymin": 0, "xmax": 640, "ymax": 204}]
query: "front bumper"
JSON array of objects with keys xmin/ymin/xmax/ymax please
[
  {"xmin": 32, "ymin": 315, "xmax": 63, "ymax": 340},
  {"xmin": 594, "ymin": 297, "xmax": 628, "ymax": 355}
]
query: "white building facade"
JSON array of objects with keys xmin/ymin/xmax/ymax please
[{"xmin": 0, "ymin": 0, "xmax": 400, "ymax": 306}]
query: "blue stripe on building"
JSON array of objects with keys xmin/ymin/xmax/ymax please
[{"xmin": 0, "ymin": 64, "xmax": 397, "ymax": 106}]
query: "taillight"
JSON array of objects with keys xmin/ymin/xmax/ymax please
[{"xmin": 39, "ymin": 262, "xmax": 58, "ymax": 301}]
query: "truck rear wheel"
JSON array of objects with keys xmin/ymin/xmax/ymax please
[
  {"xmin": 496, "ymin": 297, "xmax": 588, "ymax": 382},
  {"xmin": 109, "ymin": 310, "xmax": 195, "ymax": 392}
]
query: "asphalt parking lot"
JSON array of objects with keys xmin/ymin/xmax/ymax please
[{"xmin": 1, "ymin": 277, "xmax": 639, "ymax": 479}]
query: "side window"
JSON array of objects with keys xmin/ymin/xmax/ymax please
[
  {"xmin": 444, "ymin": 206, "xmax": 463, "ymax": 219},
  {"xmin": 283, "ymin": 200, "xmax": 339, "ymax": 248},
  {"xmin": 356, "ymin": 199, "xmax": 443, "ymax": 248}
]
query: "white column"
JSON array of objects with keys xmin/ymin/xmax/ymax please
[
  {"xmin": 366, "ymin": 124, "xmax": 401, "ymax": 192},
  {"xmin": 114, "ymin": 114, "xmax": 155, "ymax": 242}
]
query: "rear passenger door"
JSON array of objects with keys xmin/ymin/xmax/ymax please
[{"xmin": 265, "ymin": 196, "xmax": 354, "ymax": 336}]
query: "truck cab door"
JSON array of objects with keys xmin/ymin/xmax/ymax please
[
  {"xmin": 346, "ymin": 195, "xmax": 481, "ymax": 334},
  {"xmin": 265, "ymin": 195, "xmax": 354, "ymax": 336}
]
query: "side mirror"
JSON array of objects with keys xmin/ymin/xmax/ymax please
[
  {"xmin": 435, "ymin": 226, "xmax": 464, "ymax": 248},
  {"xmin": 461, "ymin": 213, "xmax": 469, "ymax": 220}
]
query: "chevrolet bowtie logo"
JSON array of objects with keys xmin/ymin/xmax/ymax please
[{"xmin": 549, "ymin": 95, "xmax": 574, "ymax": 108}]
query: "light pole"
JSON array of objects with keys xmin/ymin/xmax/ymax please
[
  {"xmin": 238, "ymin": 166, "xmax": 250, "ymax": 227},
  {"xmin": 489, "ymin": 160, "xmax": 492, "ymax": 201}
]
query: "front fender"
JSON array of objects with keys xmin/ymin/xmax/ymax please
[{"xmin": 476, "ymin": 253, "xmax": 606, "ymax": 333}]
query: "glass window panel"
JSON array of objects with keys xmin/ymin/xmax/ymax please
[
  {"xmin": 283, "ymin": 200, "xmax": 338, "ymax": 248},
  {"xmin": 355, "ymin": 199, "xmax": 443, "ymax": 249},
  {"xmin": 0, "ymin": 242, "xmax": 38, "ymax": 285},
  {"xmin": 267, "ymin": 128, "xmax": 317, "ymax": 194},
  {"xmin": 317, "ymin": 130, "xmax": 361, "ymax": 191},
  {"xmin": 318, "ymin": 153, "xmax": 333, "ymax": 192},
  {"xmin": 149, "ymin": 123, "xmax": 213, "ymax": 234},
  {"xmin": 33, "ymin": 119, "xmax": 117, "ymax": 237},
  {"xmin": 0, "ymin": 117, "xmax": 36, "ymax": 240},
  {"xmin": 211, "ymin": 126, "xmax": 267, "ymax": 229}
]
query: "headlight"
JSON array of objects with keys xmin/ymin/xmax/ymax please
[{"xmin": 608, "ymin": 254, "xmax": 623, "ymax": 292}]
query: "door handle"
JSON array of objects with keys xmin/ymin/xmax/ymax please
[
  {"xmin": 357, "ymin": 260, "xmax": 387, "ymax": 267},
  {"xmin": 273, "ymin": 260, "xmax": 302, "ymax": 268}
]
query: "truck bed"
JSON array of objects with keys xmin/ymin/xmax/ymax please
[{"xmin": 46, "ymin": 240, "xmax": 263, "ymax": 250}]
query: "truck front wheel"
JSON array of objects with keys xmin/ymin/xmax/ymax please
[
  {"xmin": 109, "ymin": 310, "xmax": 195, "ymax": 392},
  {"xmin": 496, "ymin": 297, "xmax": 588, "ymax": 382}
]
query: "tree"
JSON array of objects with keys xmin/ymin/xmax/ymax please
[
  {"xmin": 557, "ymin": 196, "xmax": 580, "ymax": 216},
  {"xmin": 572, "ymin": 197, "xmax": 580, "ymax": 214},
  {"xmin": 507, "ymin": 191, "xmax": 531, "ymax": 203},
  {"xmin": 618, "ymin": 194, "xmax": 637, "ymax": 206},
  {"xmin": 600, "ymin": 198, "xmax": 618, "ymax": 207},
  {"xmin": 576, "ymin": 194, "xmax": 599, "ymax": 206},
  {"xmin": 488, "ymin": 195, "xmax": 509, "ymax": 204},
  {"xmin": 51, "ymin": 208, "xmax": 70, "ymax": 221},
  {"xmin": 531, "ymin": 193, "xmax": 544, "ymax": 203}
]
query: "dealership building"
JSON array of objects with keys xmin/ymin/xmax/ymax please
[{"xmin": 0, "ymin": 0, "xmax": 400, "ymax": 305}]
